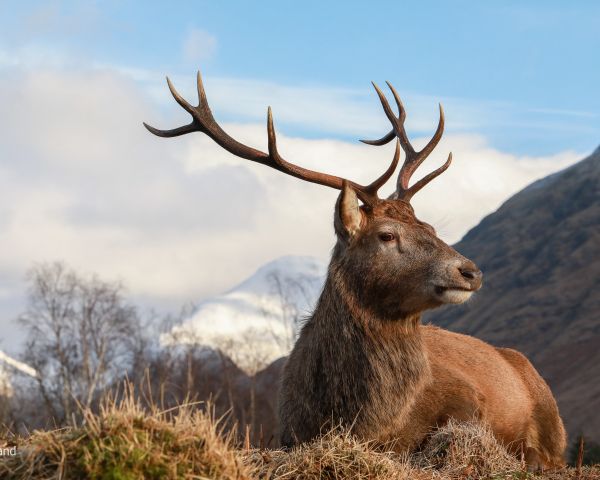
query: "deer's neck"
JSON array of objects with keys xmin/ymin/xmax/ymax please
[{"xmin": 306, "ymin": 267, "xmax": 431, "ymax": 436}]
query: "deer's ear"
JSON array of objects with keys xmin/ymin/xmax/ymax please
[{"xmin": 335, "ymin": 181, "xmax": 363, "ymax": 238}]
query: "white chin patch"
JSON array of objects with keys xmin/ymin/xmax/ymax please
[{"xmin": 440, "ymin": 289, "xmax": 473, "ymax": 304}]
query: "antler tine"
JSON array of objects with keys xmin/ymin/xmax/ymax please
[
  {"xmin": 362, "ymin": 81, "xmax": 450, "ymax": 201},
  {"xmin": 266, "ymin": 106, "xmax": 397, "ymax": 204},
  {"xmin": 145, "ymin": 71, "xmax": 399, "ymax": 205},
  {"xmin": 166, "ymin": 77, "xmax": 196, "ymax": 116},
  {"xmin": 400, "ymin": 153, "xmax": 452, "ymax": 201},
  {"xmin": 266, "ymin": 106, "xmax": 283, "ymax": 166},
  {"xmin": 360, "ymin": 81, "xmax": 407, "ymax": 147},
  {"xmin": 366, "ymin": 82, "xmax": 413, "ymax": 155},
  {"xmin": 142, "ymin": 75, "xmax": 209, "ymax": 138},
  {"xmin": 360, "ymin": 130, "xmax": 396, "ymax": 147},
  {"xmin": 143, "ymin": 121, "xmax": 199, "ymax": 138},
  {"xmin": 145, "ymin": 72, "xmax": 270, "ymax": 161},
  {"xmin": 196, "ymin": 70, "xmax": 209, "ymax": 107}
]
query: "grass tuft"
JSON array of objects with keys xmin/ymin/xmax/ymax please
[
  {"xmin": 0, "ymin": 384, "xmax": 252, "ymax": 479},
  {"xmin": 413, "ymin": 418, "xmax": 521, "ymax": 478},
  {"xmin": 247, "ymin": 428, "xmax": 417, "ymax": 479}
]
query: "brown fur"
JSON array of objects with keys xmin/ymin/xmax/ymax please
[
  {"xmin": 145, "ymin": 72, "xmax": 566, "ymax": 468},
  {"xmin": 279, "ymin": 196, "xmax": 566, "ymax": 468}
]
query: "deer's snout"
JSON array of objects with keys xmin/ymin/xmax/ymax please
[{"xmin": 458, "ymin": 262, "xmax": 483, "ymax": 290}]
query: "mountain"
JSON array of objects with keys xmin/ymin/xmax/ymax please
[
  {"xmin": 162, "ymin": 256, "xmax": 327, "ymax": 372},
  {"xmin": 426, "ymin": 146, "xmax": 600, "ymax": 443},
  {"xmin": 0, "ymin": 350, "xmax": 38, "ymax": 396}
]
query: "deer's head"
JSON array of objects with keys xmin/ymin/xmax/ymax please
[
  {"xmin": 145, "ymin": 73, "xmax": 482, "ymax": 319},
  {"xmin": 331, "ymin": 83, "xmax": 482, "ymax": 318}
]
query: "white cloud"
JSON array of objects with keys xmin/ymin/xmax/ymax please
[
  {"xmin": 182, "ymin": 28, "xmax": 217, "ymax": 63},
  {"xmin": 0, "ymin": 59, "xmax": 585, "ymax": 352}
]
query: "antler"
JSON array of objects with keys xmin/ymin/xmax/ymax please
[
  {"xmin": 144, "ymin": 71, "xmax": 400, "ymax": 206},
  {"xmin": 361, "ymin": 82, "xmax": 452, "ymax": 202}
]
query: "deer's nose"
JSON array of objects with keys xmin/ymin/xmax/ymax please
[{"xmin": 458, "ymin": 263, "xmax": 483, "ymax": 289}]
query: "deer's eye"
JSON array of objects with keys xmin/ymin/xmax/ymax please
[{"xmin": 378, "ymin": 232, "xmax": 395, "ymax": 242}]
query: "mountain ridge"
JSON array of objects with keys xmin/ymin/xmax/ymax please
[{"xmin": 426, "ymin": 146, "xmax": 600, "ymax": 442}]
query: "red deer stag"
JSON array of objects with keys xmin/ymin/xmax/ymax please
[{"xmin": 145, "ymin": 72, "xmax": 566, "ymax": 469}]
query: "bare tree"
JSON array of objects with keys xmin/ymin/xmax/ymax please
[
  {"xmin": 18, "ymin": 262, "xmax": 142, "ymax": 425},
  {"xmin": 262, "ymin": 271, "xmax": 314, "ymax": 352},
  {"xmin": 157, "ymin": 305, "xmax": 202, "ymax": 398}
]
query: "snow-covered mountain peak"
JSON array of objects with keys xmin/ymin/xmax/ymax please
[
  {"xmin": 0, "ymin": 350, "xmax": 39, "ymax": 397},
  {"xmin": 161, "ymin": 255, "xmax": 328, "ymax": 373},
  {"xmin": 229, "ymin": 255, "xmax": 326, "ymax": 296}
]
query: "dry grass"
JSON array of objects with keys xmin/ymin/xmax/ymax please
[
  {"xmin": 248, "ymin": 421, "xmax": 600, "ymax": 480},
  {"xmin": 0, "ymin": 384, "xmax": 253, "ymax": 479},
  {"xmin": 1, "ymin": 389, "xmax": 598, "ymax": 479},
  {"xmin": 412, "ymin": 418, "xmax": 521, "ymax": 478},
  {"xmin": 247, "ymin": 428, "xmax": 417, "ymax": 479}
]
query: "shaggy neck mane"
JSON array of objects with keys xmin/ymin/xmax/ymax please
[{"xmin": 306, "ymin": 258, "xmax": 432, "ymax": 437}]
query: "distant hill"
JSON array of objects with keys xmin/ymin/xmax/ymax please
[{"xmin": 426, "ymin": 146, "xmax": 600, "ymax": 443}]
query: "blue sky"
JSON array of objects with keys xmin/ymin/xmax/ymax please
[
  {"xmin": 0, "ymin": 1, "xmax": 596, "ymax": 349},
  {"xmin": 1, "ymin": 1, "xmax": 598, "ymax": 155}
]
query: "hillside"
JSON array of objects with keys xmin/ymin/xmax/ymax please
[{"xmin": 426, "ymin": 146, "xmax": 600, "ymax": 442}]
